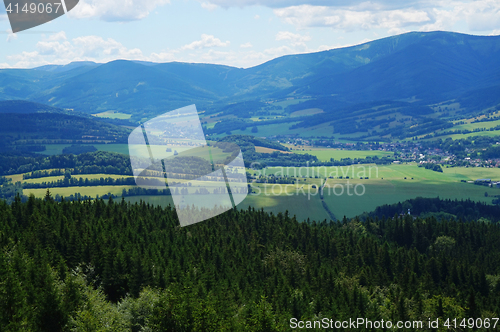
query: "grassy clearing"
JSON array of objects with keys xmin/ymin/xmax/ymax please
[
  {"xmin": 255, "ymin": 146, "xmax": 292, "ymax": 154},
  {"xmin": 451, "ymin": 119, "xmax": 500, "ymax": 131},
  {"xmin": 290, "ymin": 148, "xmax": 393, "ymax": 161},
  {"xmin": 240, "ymin": 193, "xmax": 330, "ymax": 222},
  {"xmin": 426, "ymin": 130, "xmax": 500, "ymax": 141},
  {"xmin": 253, "ymin": 164, "xmax": 500, "ymax": 219},
  {"xmin": 25, "ymin": 186, "xmax": 134, "ymax": 198},
  {"xmin": 92, "ymin": 111, "xmax": 132, "ymax": 119},
  {"xmin": 23, "ymin": 174, "xmax": 133, "ymax": 184},
  {"xmin": 322, "ymin": 179, "xmax": 497, "ymax": 219},
  {"xmin": 262, "ymin": 164, "xmax": 500, "ymax": 182},
  {"xmin": 290, "ymin": 108, "xmax": 324, "ymax": 117},
  {"xmin": 6, "ymin": 174, "xmax": 24, "ymax": 183},
  {"xmin": 37, "ymin": 143, "xmax": 220, "ymax": 157}
]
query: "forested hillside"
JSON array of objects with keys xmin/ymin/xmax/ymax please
[{"xmin": 0, "ymin": 196, "xmax": 499, "ymax": 331}]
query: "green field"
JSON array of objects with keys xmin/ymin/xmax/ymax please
[
  {"xmin": 24, "ymin": 174, "xmax": 133, "ymax": 184},
  {"xmin": 322, "ymin": 178, "xmax": 496, "ymax": 219},
  {"xmin": 431, "ymin": 130, "xmax": 500, "ymax": 141},
  {"xmin": 451, "ymin": 119, "xmax": 500, "ymax": 131},
  {"xmin": 25, "ymin": 186, "xmax": 134, "ymax": 198},
  {"xmin": 17, "ymin": 163, "xmax": 500, "ymax": 222},
  {"xmin": 228, "ymin": 121, "xmax": 335, "ymax": 138},
  {"xmin": 36, "ymin": 144, "xmax": 229, "ymax": 159},
  {"xmin": 291, "ymin": 148, "xmax": 393, "ymax": 161},
  {"xmin": 92, "ymin": 111, "xmax": 132, "ymax": 119},
  {"xmin": 255, "ymin": 164, "xmax": 500, "ymax": 219},
  {"xmin": 290, "ymin": 108, "xmax": 324, "ymax": 117}
]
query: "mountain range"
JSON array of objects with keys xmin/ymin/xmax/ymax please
[{"xmin": 1, "ymin": 31, "xmax": 500, "ymax": 126}]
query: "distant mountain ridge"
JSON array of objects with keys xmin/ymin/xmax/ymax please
[{"xmin": 1, "ymin": 31, "xmax": 500, "ymax": 121}]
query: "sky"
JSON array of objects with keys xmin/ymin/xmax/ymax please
[{"xmin": 1, "ymin": 0, "xmax": 500, "ymax": 69}]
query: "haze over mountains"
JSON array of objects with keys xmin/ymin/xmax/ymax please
[{"xmin": 1, "ymin": 31, "xmax": 500, "ymax": 120}]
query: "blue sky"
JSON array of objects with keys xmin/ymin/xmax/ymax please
[{"xmin": 1, "ymin": 0, "xmax": 500, "ymax": 69}]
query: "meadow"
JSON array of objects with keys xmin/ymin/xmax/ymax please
[
  {"xmin": 92, "ymin": 111, "xmax": 132, "ymax": 120},
  {"xmin": 289, "ymin": 148, "xmax": 393, "ymax": 161},
  {"xmin": 12, "ymin": 162, "xmax": 500, "ymax": 221},
  {"xmin": 256, "ymin": 163, "xmax": 500, "ymax": 219},
  {"xmin": 24, "ymin": 185, "xmax": 134, "ymax": 198}
]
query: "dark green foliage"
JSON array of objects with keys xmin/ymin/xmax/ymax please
[
  {"xmin": 419, "ymin": 163, "xmax": 443, "ymax": 172},
  {"xmin": 0, "ymin": 196, "xmax": 499, "ymax": 330},
  {"xmin": 365, "ymin": 197, "xmax": 500, "ymax": 222},
  {"xmin": 0, "ymin": 113, "xmax": 130, "ymax": 147},
  {"xmin": 0, "ymin": 151, "xmax": 133, "ymax": 176},
  {"xmin": 62, "ymin": 144, "xmax": 98, "ymax": 155},
  {"xmin": 218, "ymin": 135, "xmax": 289, "ymax": 152},
  {"xmin": 0, "ymin": 100, "xmax": 63, "ymax": 114}
]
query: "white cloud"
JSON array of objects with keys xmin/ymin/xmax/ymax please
[
  {"xmin": 200, "ymin": 0, "xmax": 500, "ymax": 34},
  {"xmin": 6, "ymin": 30, "xmax": 17, "ymax": 43},
  {"xmin": 274, "ymin": 5, "xmax": 430, "ymax": 32},
  {"xmin": 254, "ymin": 14, "xmax": 260, "ymax": 19},
  {"xmin": 2, "ymin": 31, "xmax": 236, "ymax": 68},
  {"xmin": 276, "ymin": 31, "xmax": 311, "ymax": 46},
  {"xmin": 68, "ymin": 0, "xmax": 170, "ymax": 21},
  {"xmin": 267, "ymin": 1, "xmax": 500, "ymax": 34},
  {"xmin": 181, "ymin": 34, "xmax": 230, "ymax": 50},
  {"xmin": 240, "ymin": 42, "xmax": 253, "ymax": 48},
  {"xmin": 46, "ymin": 31, "xmax": 67, "ymax": 41},
  {"xmin": 201, "ymin": 2, "xmax": 218, "ymax": 10},
  {"xmin": 5, "ymin": 32, "xmax": 146, "ymax": 68},
  {"xmin": 150, "ymin": 51, "xmax": 177, "ymax": 62},
  {"xmin": 199, "ymin": 0, "xmax": 416, "ymax": 9}
]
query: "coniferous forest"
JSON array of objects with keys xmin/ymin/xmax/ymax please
[{"xmin": 0, "ymin": 194, "xmax": 499, "ymax": 331}]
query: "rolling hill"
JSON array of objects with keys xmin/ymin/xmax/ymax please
[{"xmin": 1, "ymin": 31, "xmax": 500, "ymax": 140}]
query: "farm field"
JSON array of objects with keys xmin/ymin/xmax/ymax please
[
  {"xmin": 227, "ymin": 122, "xmax": 334, "ymax": 138},
  {"xmin": 14, "ymin": 163, "xmax": 500, "ymax": 221},
  {"xmin": 23, "ymin": 174, "xmax": 133, "ymax": 184},
  {"xmin": 255, "ymin": 146, "xmax": 292, "ymax": 154},
  {"xmin": 424, "ymin": 129, "xmax": 500, "ymax": 141},
  {"xmin": 24, "ymin": 186, "xmax": 134, "ymax": 198},
  {"xmin": 290, "ymin": 108, "xmax": 324, "ymax": 117},
  {"xmin": 322, "ymin": 178, "xmax": 497, "ymax": 219},
  {"xmin": 256, "ymin": 163, "xmax": 500, "ymax": 219},
  {"xmin": 36, "ymin": 144, "xmax": 228, "ymax": 159},
  {"xmin": 240, "ymin": 192, "xmax": 330, "ymax": 222},
  {"xmin": 92, "ymin": 111, "xmax": 132, "ymax": 119},
  {"xmin": 452, "ymin": 119, "xmax": 500, "ymax": 131},
  {"xmin": 289, "ymin": 148, "xmax": 393, "ymax": 161},
  {"xmin": 262, "ymin": 163, "xmax": 500, "ymax": 182}
]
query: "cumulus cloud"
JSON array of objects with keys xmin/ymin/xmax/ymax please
[
  {"xmin": 199, "ymin": 0, "xmax": 420, "ymax": 9},
  {"xmin": 240, "ymin": 42, "xmax": 253, "ymax": 48},
  {"xmin": 274, "ymin": 5, "xmax": 430, "ymax": 32},
  {"xmin": 276, "ymin": 31, "xmax": 311, "ymax": 46},
  {"xmin": 201, "ymin": 2, "xmax": 218, "ymax": 10},
  {"xmin": 5, "ymin": 32, "xmax": 145, "ymax": 67},
  {"xmin": 68, "ymin": 0, "xmax": 170, "ymax": 21},
  {"xmin": 6, "ymin": 30, "xmax": 17, "ymax": 42},
  {"xmin": 202, "ymin": 0, "xmax": 500, "ymax": 34},
  {"xmin": 181, "ymin": 34, "xmax": 230, "ymax": 50},
  {"xmin": 274, "ymin": 1, "xmax": 500, "ymax": 33},
  {"xmin": 2, "ymin": 31, "xmax": 236, "ymax": 68}
]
